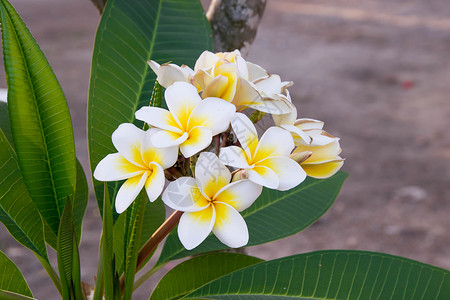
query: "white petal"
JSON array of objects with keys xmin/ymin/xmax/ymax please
[
  {"xmin": 248, "ymin": 97, "xmax": 293, "ymax": 115},
  {"xmin": 135, "ymin": 106, "xmax": 183, "ymax": 134},
  {"xmin": 231, "ymin": 113, "xmax": 259, "ymax": 159},
  {"xmin": 301, "ymin": 160, "xmax": 344, "ymax": 179},
  {"xmin": 214, "ymin": 180, "xmax": 262, "ymax": 212},
  {"xmin": 258, "ymin": 156, "xmax": 306, "ymax": 191},
  {"xmin": 178, "ymin": 205, "xmax": 215, "ymax": 250},
  {"xmin": 162, "ymin": 177, "xmax": 210, "ymax": 212},
  {"xmin": 187, "ymin": 98, "xmax": 236, "ymax": 136},
  {"xmin": 219, "ymin": 146, "xmax": 250, "ymax": 169},
  {"xmin": 180, "ymin": 126, "xmax": 212, "ymax": 158},
  {"xmin": 253, "ymin": 126, "xmax": 294, "ymax": 163},
  {"xmin": 165, "ymin": 82, "xmax": 202, "ymax": 127},
  {"xmin": 144, "ymin": 162, "xmax": 165, "ymax": 202},
  {"xmin": 94, "ymin": 153, "xmax": 144, "ymax": 181},
  {"xmin": 194, "ymin": 51, "xmax": 220, "ymax": 71},
  {"xmin": 272, "ymin": 102, "xmax": 297, "ymax": 126},
  {"xmin": 254, "ymin": 74, "xmax": 283, "ymax": 97},
  {"xmin": 115, "ymin": 172, "xmax": 148, "ymax": 214},
  {"xmin": 195, "ymin": 152, "xmax": 231, "ymax": 199},
  {"xmin": 111, "ymin": 123, "xmax": 146, "ymax": 167},
  {"xmin": 246, "ymin": 61, "xmax": 268, "ymax": 82},
  {"xmin": 247, "ymin": 165, "xmax": 279, "ymax": 189},
  {"xmin": 151, "ymin": 129, "xmax": 188, "ymax": 148},
  {"xmin": 295, "ymin": 139, "xmax": 341, "ymax": 163},
  {"xmin": 235, "ymin": 52, "xmax": 249, "ymax": 80},
  {"xmin": 148, "ymin": 60, "xmax": 192, "ymax": 88},
  {"xmin": 294, "ymin": 118, "xmax": 324, "ymax": 130},
  {"xmin": 280, "ymin": 124, "xmax": 312, "ymax": 144},
  {"xmin": 212, "ymin": 202, "xmax": 248, "ymax": 248},
  {"xmin": 232, "ymin": 78, "xmax": 264, "ymax": 110},
  {"xmin": 142, "ymin": 129, "xmax": 178, "ymax": 169}
]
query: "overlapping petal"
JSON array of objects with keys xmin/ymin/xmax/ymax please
[
  {"xmin": 219, "ymin": 146, "xmax": 250, "ymax": 169},
  {"xmin": 230, "ymin": 113, "xmax": 259, "ymax": 158},
  {"xmin": 135, "ymin": 106, "xmax": 182, "ymax": 133},
  {"xmin": 162, "ymin": 177, "xmax": 210, "ymax": 212},
  {"xmin": 195, "ymin": 152, "xmax": 231, "ymax": 199},
  {"xmin": 214, "ymin": 180, "xmax": 262, "ymax": 211},
  {"xmin": 144, "ymin": 163, "xmax": 166, "ymax": 202},
  {"xmin": 93, "ymin": 153, "xmax": 144, "ymax": 181},
  {"xmin": 151, "ymin": 130, "xmax": 189, "ymax": 148},
  {"xmin": 112, "ymin": 123, "xmax": 146, "ymax": 167},
  {"xmin": 187, "ymin": 97, "xmax": 236, "ymax": 135},
  {"xmin": 178, "ymin": 205, "xmax": 215, "ymax": 250},
  {"xmin": 258, "ymin": 156, "xmax": 306, "ymax": 191},
  {"xmin": 165, "ymin": 82, "xmax": 202, "ymax": 127},
  {"xmin": 142, "ymin": 129, "xmax": 178, "ymax": 169},
  {"xmin": 248, "ymin": 165, "xmax": 279, "ymax": 189},
  {"xmin": 212, "ymin": 202, "xmax": 249, "ymax": 248},
  {"xmin": 180, "ymin": 126, "xmax": 212, "ymax": 158},
  {"xmin": 253, "ymin": 127, "xmax": 294, "ymax": 163},
  {"xmin": 115, "ymin": 172, "xmax": 149, "ymax": 214}
]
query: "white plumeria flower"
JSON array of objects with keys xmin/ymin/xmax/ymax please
[
  {"xmin": 219, "ymin": 113, "xmax": 306, "ymax": 191},
  {"xmin": 292, "ymin": 130, "xmax": 344, "ymax": 179},
  {"xmin": 162, "ymin": 152, "xmax": 262, "ymax": 250},
  {"xmin": 135, "ymin": 81, "xmax": 236, "ymax": 158},
  {"xmin": 147, "ymin": 60, "xmax": 194, "ymax": 88},
  {"xmin": 93, "ymin": 123, "xmax": 178, "ymax": 214},
  {"xmin": 247, "ymin": 61, "xmax": 293, "ymax": 99}
]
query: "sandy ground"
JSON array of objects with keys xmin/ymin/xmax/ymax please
[{"xmin": 1, "ymin": 0, "xmax": 450, "ymax": 299}]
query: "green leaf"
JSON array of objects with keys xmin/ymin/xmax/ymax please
[
  {"xmin": 0, "ymin": 0, "xmax": 76, "ymax": 236},
  {"xmin": 184, "ymin": 250, "xmax": 450, "ymax": 299},
  {"xmin": 122, "ymin": 192, "xmax": 147, "ymax": 300},
  {"xmin": 101, "ymin": 183, "xmax": 117, "ymax": 299},
  {"xmin": 0, "ymin": 250, "xmax": 33, "ymax": 297},
  {"xmin": 56, "ymin": 200, "xmax": 83, "ymax": 299},
  {"xmin": 0, "ymin": 102, "xmax": 12, "ymax": 145},
  {"xmin": 87, "ymin": 0, "xmax": 213, "ymax": 213},
  {"xmin": 113, "ymin": 198, "xmax": 165, "ymax": 275},
  {"xmin": 157, "ymin": 172, "xmax": 348, "ymax": 266},
  {"xmin": 0, "ymin": 290, "xmax": 36, "ymax": 300},
  {"xmin": 73, "ymin": 159, "xmax": 88, "ymax": 245},
  {"xmin": 151, "ymin": 253, "xmax": 263, "ymax": 300},
  {"xmin": 0, "ymin": 129, "xmax": 48, "ymax": 260}
]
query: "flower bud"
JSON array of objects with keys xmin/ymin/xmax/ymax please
[{"xmin": 231, "ymin": 169, "xmax": 249, "ymax": 182}]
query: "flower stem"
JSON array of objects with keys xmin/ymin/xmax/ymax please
[{"xmin": 135, "ymin": 210, "xmax": 183, "ymax": 272}]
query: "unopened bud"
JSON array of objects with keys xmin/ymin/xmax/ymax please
[
  {"xmin": 232, "ymin": 169, "xmax": 249, "ymax": 182},
  {"xmin": 290, "ymin": 151, "xmax": 312, "ymax": 164}
]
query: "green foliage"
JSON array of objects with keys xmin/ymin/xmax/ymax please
[
  {"xmin": 0, "ymin": 130, "xmax": 48, "ymax": 260},
  {"xmin": 0, "ymin": 0, "xmax": 76, "ymax": 237},
  {"xmin": 0, "ymin": 102, "xmax": 12, "ymax": 144},
  {"xmin": 0, "ymin": 250, "xmax": 33, "ymax": 297},
  {"xmin": 183, "ymin": 250, "xmax": 450, "ymax": 299},
  {"xmin": 56, "ymin": 200, "xmax": 83, "ymax": 299},
  {"xmin": 122, "ymin": 192, "xmax": 147, "ymax": 300},
  {"xmin": 87, "ymin": 0, "xmax": 213, "ymax": 213},
  {"xmin": 151, "ymin": 253, "xmax": 263, "ymax": 300},
  {"xmin": 157, "ymin": 172, "xmax": 348, "ymax": 266},
  {"xmin": 73, "ymin": 160, "xmax": 89, "ymax": 245}
]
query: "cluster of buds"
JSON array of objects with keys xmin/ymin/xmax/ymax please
[{"xmin": 94, "ymin": 50, "xmax": 344, "ymax": 250}]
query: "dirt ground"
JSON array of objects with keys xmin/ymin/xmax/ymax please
[{"xmin": 1, "ymin": 0, "xmax": 450, "ymax": 299}]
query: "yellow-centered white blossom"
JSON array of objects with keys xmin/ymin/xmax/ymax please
[
  {"xmin": 93, "ymin": 123, "xmax": 178, "ymax": 213},
  {"xmin": 162, "ymin": 152, "xmax": 262, "ymax": 250},
  {"xmin": 219, "ymin": 113, "xmax": 306, "ymax": 190},
  {"xmin": 135, "ymin": 82, "xmax": 236, "ymax": 158}
]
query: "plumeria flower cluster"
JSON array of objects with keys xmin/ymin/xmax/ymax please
[{"xmin": 94, "ymin": 50, "xmax": 344, "ymax": 250}]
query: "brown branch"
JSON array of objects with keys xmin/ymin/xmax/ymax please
[{"xmin": 207, "ymin": 0, "xmax": 267, "ymax": 55}]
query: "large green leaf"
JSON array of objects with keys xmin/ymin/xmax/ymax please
[
  {"xmin": 0, "ymin": 250, "xmax": 33, "ymax": 297},
  {"xmin": 73, "ymin": 159, "xmax": 88, "ymax": 245},
  {"xmin": 0, "ymin": 129, "xmax": 47, "ymax": 260},
  {"xmin": 184, "ymin": 250, "xmax": 450, "ymax": 299},
  {"xmin": 87, "ymin": 0, "xmax": 213, "ymax": 211},
  {"xmin": 0, "ymin": 0, "xmax": 76, "ymax": 236},
  {"xmin": 157, "ymin": 172, "xmax": 347, "ymax": 266},
  {"xmin": 151, "ymin": 253, "xmax": 263, "ymax": 300}
]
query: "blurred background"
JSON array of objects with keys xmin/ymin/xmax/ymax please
[{"xmin": 1, "ymin": 0, "xmax": 450, "ymax": 299}]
